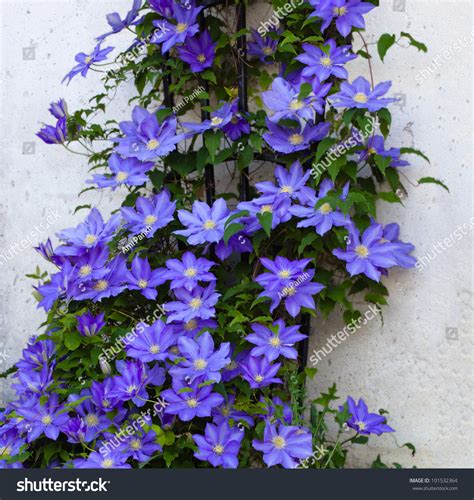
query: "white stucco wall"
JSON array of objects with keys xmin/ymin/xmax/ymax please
[{"xmin": 0, "ymin": 0, "xmax": 472, "ymax": 468}]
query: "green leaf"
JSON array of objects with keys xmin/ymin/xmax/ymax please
[
  {"xmin": 298, "ymin": 83, "xmax": 312, "ymax": 100},
  {"xmin": 204, "ymin": 130, "xmax": 222, "ymax": 161},
  {"xmin": 400, "ymin": 147, "xmax": 430, "ymax": 163},
  {"xmin": 257, "ymin": 211, "xmax": 273, "ymax": 237},
  {"xmin": 316, "ymin": 137, "xmax": 337, "ymax": 162},
  {"xmin": 374, "ymin": 154, "xmax": 392, "ymax": 174},
  {"xmin": 200, "ymin": 69, "xmax": 216, "ymax": 84},
  {"xmin": 378, "ymin": 191, "xmax": 402, "ymax": 204},
  {"xmin": 64, "ymin": 331, "xmax": 82, "ymax": 351},
  {"xmin": 298, "ymin": 232, "xmax": 318, "ymax": 256},
  {"xmin": 403, "ymin": 442, "xmax": 417, "ymax": 456},
  {"xmin": 418, "ymin": 176, "xmax": 449, "ymax": 192},
  {"xmin": 377, "ymin": 33, "xmax": 396, "ymax": 61},
  {"xmin": 223, "ymin": 222, "xmax": 245, "ymax": 244},
  {"xmin": 400, "ymin": 32, "xmax": 428, "ymax": 53}
]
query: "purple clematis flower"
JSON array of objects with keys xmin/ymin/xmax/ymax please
[
  {"xmin": 309, "ymin": 0, "xmax": 376, "ymax": 37},
  {"xmin": 12, "ymin": 363, "xmax": 54, "ymax": 396},
  {"xmin": 114, "ymin": 106, "xmax": 183, "ymax": 161},
  {"xmin": 0, "ymin": 429, "xmax": 26, "ymax": 460},
  {"xmin": 342, "ymin": 396, "xmax": 395, "ymax": 435},
  {"xmin": 76, "ymin": 311, "xmax": 106, "ymax": 337},
  {"xmin": 215, "ymin": 231, "xmax": 253, "ymax": 261},
  {"xmin": 70, "ymin": 245, "xmax": 109, "ymax": 285},
  {"xmin": 17, "ymin": 395, "xmax": 69, "ymax": 442},
  {"xmin": 149, "ymin": 0, "xmax": 174, "ymax": 17},
  {"xmin": 380, "ymin": 223, "xmax": 416, "ymax": 268},
  {"xmin": 97, "ymin": 0, "xmax": 142, "ymax": 41},
  {"xmin": 169, "ymin": 318, "xmax": 218, "ymax": 338},
  {"xmin": 331, "ymin": 76, "xmax": 396, "ymax": 112},
  {"xmin": 90, "ymin": 379, "xmax": 121, "ymax": 412},
  {"xmin": 37, "ymin": 117, "xmax": 67, "ymax": 145},
  {"xmin": 193, "ymin": 421, "xmax": 244, "ymax": 468},
  {"xmin": 289, "ymin": 178, "xmax": 349, "ymax": 235},
  {"xmin": 125, "ymin": 256, "xmax": 166, "ymax": 300},
  {"xmin": 263, "ymin": 120, "xmax": 330, "ymax": 154},
  {"xmin": 162, "ymin": 379, "xmax": 224, "ymax": 421},
  {"xmin": 164, "ymin": 283, "xmax": 221, "ymax": 323},
  {"xmin": 333, "ymin": 221, "xmax": 405, "ymax": 281},
  {"xmin": 62, "ymin": 43, "xmax": 114, "ymax": 84},
  {"xmin": 252, "ymin": 422, "xmax": 312, "ymax": 468},
  {"xmin": 118, "ymin": 429, "xmax": 162, "ymax": 462},
  {"xmin": 237, "ymin": 194, "xmax": 292, "ymax": 234},
  {"xmin": 75, "ymin": 256, "xmax": 128, "ymax": 302},
  {"xmin": 255, "ymin": 257, "xmax": 325, "ymax": 317},
  {"xmin": 152, "ymin": 3, "xmax": 202, "ymax": 53},
  {"xmin": 181, "ymin": 101, "xmax": 235, "ymax": 135},
  {"xmin": 157, "ymin": 251, "xmax": 216, "ymax": 291},
  {"xmin": 74, "ymin": 450, "xmax": 131, "ymax": 469},
  {"xmin": 222, "ymin": 101, "xmax": 250, "ymax": 140},
  {"xmin": 125, "ymin": 319, "xmax": 176, "ymax": 363},
  {"xmin": 109, "ymin": 360, "xmax": 164, "ymax": 407},
  {"xmin": 221, "ymin": 349, "xmax": 250, "ymax": 382},
  {"xmin": 121, "ymin": 190, "xmax": 176, "ymax": 238},
  {"xmin": 212, "ymin": 394, "xmax": 254, "ymax": 427},
  {"xmin": 169, "ymin": 331, "xmax": 230, "ymax": 383},
  {"xmin": 255, "ymin": 161, "xmax": 315, "ymax": 205},
  {"xmin": 358, "ymin": 135, "xmax": 410, "ymax": 168},
  {"xmin": 177, "ymin": 30, "xmax": 216, "ymax": 72},
  {"xmin": 262, "ymin": 77, "xmax": 325, "ymax": 123},
  {"xmin": 175, "ymin": 198, "xmax": 230, "ymax": 245},
  {"xmin": 68, "ymin": 391, "xmax": 112, "ymax": 442},
  {"xmin": 240, "ymin": 355, "xmax": 282, "ymax": 389},
  {"xmin": 55, "ymin": 208, "xmax": 121, "ymax": 257},
  {"xmin": 16, "ymin": 338, "xmax": 55, "ymax": 371},
  {"xmin": 88, "ymin": 154, "xmax": 153, "ymax": 190},
  {"xmin": 34, "ymin": 238, "xmax": 65, "ymax": 266},
  {"xmin": 245, "ymin": 320, "xmax": 306, "ymax": 362},
  {"xmin": 296, "ymin": 39, "xmax": 356, "ymax": 82},
  {"xmin": 248, "ymin": 28, "xmax": 279, "ymax": 63}
]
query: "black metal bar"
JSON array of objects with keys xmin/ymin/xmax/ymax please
[{"xmin": 198, "ymin": 11, "xmax": 216, "ymax": 205}]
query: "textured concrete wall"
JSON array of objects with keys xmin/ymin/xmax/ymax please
[{"xmin": 0, "ymin": 0, "xmax": 472, "ymax": 468}]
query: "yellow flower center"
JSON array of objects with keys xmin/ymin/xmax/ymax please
[
  {"xmin": 213, "ymin": 444, "xmax": 224, "ymax": 455},
  {"xmin": 379, "ymin": 238, "xmax": 389, "ymax": 244},
  {"xmin": 85, "ymin": 56, "xmax": 93, "ymax": 64},
  {"xmin": 269, "ymin": 336, "xmax": 281, "ymax": 347},
  {"xmin": 79, "ymin": 264, "xmax": 92, "ymax": 277},
  {"xmin": 280, "ymin": 185, "xmax": 293, "ymax": 194},
  {"xmin": 356, "ymin": 421, "xmax": 366, "ymax": 430},
  {"xmin": 197, "ymin": 54, "xmax": 206, "ymax": 63},
  {"xmin": 144, "ymin": 215, "xmax": 157, "ymax": 226},
  {"xmin": 189, "ymin": 298, "xmax": 203, "ymax": 310},
  {"xmin": 262, "ymin": 46, "xmax": 273, "ymax": 55},
  {"xmin": 194, "ymin": 358, "xmax": 208, "ymax": 370},
  {"xmin": 211, "ymin": 117, "xmax": 223, "ymax": 126},
  {"xmin": 221, "ymin": 408, "xmax": 230, "ymax": 417},
  {"xmin": 126, "ymin": 384, "xmax": 137, "ymax": 394},
  {"xmin": 186, "ymin": 398, "xmax": 198, "ymax": 408},
  {"xmin": 176, "ymin": 22, "xmax": 188, "ymax": 33},
  {"xmin": 116, "ymin": 171, "xmax": 128, "ymax": 182},
  {"xmin": 138, "ymin": 279, "xmax": 148, "ymax": 289},
  {"xmin": 367, "ymin": 147, "xmax": 377, "ymax": 155},
  {"xmin": 289, "ymin": 133, "xmax": 304, "ymax": 145},
  {"xmin": 203, "ymin": 220, "xmax": 216, "ymax": 230},
  {"xmin": 333, "ymin": 6, "xmax": 347, "ymax": 16},
  {"xmin": 289, "ymin": 99, "xmax": 304, "ymax": 111},
  {"xmin": 254, "ymin": 374, "xmax": 264, "ymax": 383},
  {"xmin": 260, "ymin": 205, "xmax": 273, "ymax": 213},
  {"xmin": 185, "ymin": 319, "xmax": 197, "ymax": 331},
  {"xmin": 94, "ymin": 279, "xmax": 108, "ymax": 291},
  {"xmin": 130, "ymin": 439, "xmax": 142, "ymax": 450},
  {"xmin": 150, "ymin": 344, "xmax": 160, "ymax": 354},
  {"xmin": 354, "ymin": 92, "xmax": 368, "ymax": 104},
  {"xmin": 184, "ymin": 267, "xmax": 198, "ymax": 277},
  {"xmin": 146, "ymin": 139, "xmax": 160, "ymax": 150},
  {"xmin": 101, "ymin": 458, "xmax": 114, "ymax": 468},
  {"xmin": 84, "ymin": 234, "xmax": 97, "ymax": 245},
  {"xmin": 272, "ymin": 436, "xmax": 286, "ymax": 449},
  {"xmin": 355, "ymin": 245, "xmax": 369, "ymax": 258},
  {"xmin": 85, "ymin": 414, "xmax": 99, "ymax": 427},
  {"xmin": 278, "ymin": 270, "xmax": 291, "ymax": 279},
  {"xmin": 320, "ymin": 56, "xmax": 332, "ymax": 67},
  {"xmin": 41, "ymin": 415, "xmax": 52, "ymax": 425},
  {"xmin": 282, "ymin": 286, "xmax": 296, "ymax": 296},
  {"xmin": 319, "ymin": 203, "xmax": 333, "ymax": 214}
]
